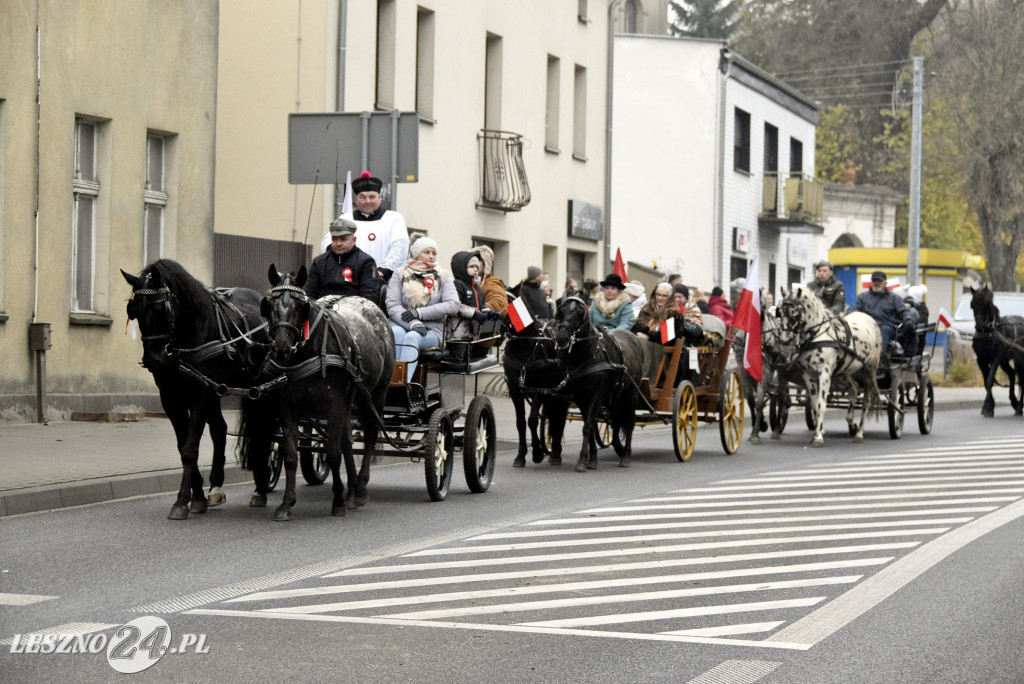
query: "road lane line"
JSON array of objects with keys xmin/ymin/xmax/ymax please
[
  {"xmin": 764, "ymin": 497, "xmax": 1024, "ymax": 647},
  {"xmin": 665, "ymin": 623, "xmax": 783, "ymax": 637},
  {"xmin": 686, "ymin": 659, "xmax": 782, "ymax": 684},
  {"xmin": 0, "ymin": 622, "xmax": 116, "ymax": 646},
  {"xmin": 0, "ymin": 593, "xmax": 57, "ymax": 606},
  {"xmin": 625, "ymin": 485, "xmax": 1024, "ymax": 502},
  {"xmin": 573, "ymin": 494, "xmax": 1021, "ymax": 514}
]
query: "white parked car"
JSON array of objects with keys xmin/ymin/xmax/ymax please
[{"xmin": 945, "ymin": 291, "xmax": 1024, "ymax": 360}]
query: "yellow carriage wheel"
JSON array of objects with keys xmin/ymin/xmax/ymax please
[
  {"xmin": 672, "ymin": 380, "xmax": 699, "ymax": 462},
  {"xmin": 718, "ymin": 369, "xmax": 745, "ymax": 454}
]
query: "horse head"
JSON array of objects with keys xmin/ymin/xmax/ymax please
[
  {"xmin": 262, "ymin": 263, "xmax": 310, "ymax": 363},
  {"xmin": 553, "ymin": 295, "xmax": 590, "ymax": 351},
  {"xmin": 122, "ymin": 264, "xmax": 180, "ymax": 372},
  {"xmin": 777, "ymin": 286, "xmax": 830, "ymax": 346},
  {"xmin": 971, "ymin": 284, "xmax": 999, "ymax": 333}
]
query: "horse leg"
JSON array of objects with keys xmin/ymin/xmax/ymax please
[
  {"xmin": 174, "ymin": 407, "xmax": 209, "ymax": 518},
  {"xmin": 510, "ymin": 387, "xmax": 528, "ymax": 468},
  {"xmin": 749, "ymin": 379, "xmax": 764, "ymax": 445},
  {"xmin": 982, "ymin": 361, "xmax": 998, "ymax": 417},
  {"xmin": 242, "ymin": 398, "xmax": 275, "ymax": 507},
  {"xmin": 334, "ymin": 410, "xmax": 355, "ymax": 517},
  {"xmin": 845, "ymin": 376, "xmax": 865, "ymax": 443},
  {"xmin": 273, "ymin": 410, "xmax": 300, "ymax": 521},
  {"xmin": 808, "ymin": 375, "xmax": 829, "ymax": 448},
  {"xmin": 546, "ymin": 399, "xmax": 568, "ymax": 467},
  {"xmin": 352, "ymin": 404, "xmax": 378, "ymax": 508},
  {"xmin": 614, "ymin": 391, "xmax": 636, "ymax": 468},
  {"xmin": 528, "ymin": 396, "xmax": 547, "ymax": 464},
  {"xmin": 576, "ymin": 399, "xmax": 600, "ymax": 472},
  {"xmin": 205, "ymin": 398, "xmax": 228, "ymax": 507}
]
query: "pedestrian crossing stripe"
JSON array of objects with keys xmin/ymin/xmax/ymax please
[{"xmin": 0, "ymin": 593, "xmax": 57, "ymax": 606}]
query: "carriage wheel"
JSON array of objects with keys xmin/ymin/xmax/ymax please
[
  {"xmin": 887, "ymin": 383, "xmax": 905, "ymax": 439},
  {"xmin": 718, "ymin": 369, "xmax": 745, "ymax": 454},
  {"xmin": 671, "ymin": 381, "xmax": 699, "ymax": 462},
  {"xmin": 769, "ymin": 390, "xmax": 789, "ymax": 434},
  {"xmin": 424, "ymin": 408, "xmax": 455, "ymax": 501},
  {"xmin": 298, "ymin": 426, "xmax": 329, "ymax": 485},
  {"xmin": 463, "ymin": 396, "xmax": 497, "ymax": 493},
  {"xmin": 266, "ymin": 443, "xmax": 283, "ymax": 492},
  {"xmin": 917, "ymin": 376, "xmax": 935, "ymax": 435},
  {"xmin": 595, "ymin": 414, "xmax": 613, "ymax": 448},
  {"xmin": 538, "ymin": 404, "xmax": 553, "ymax": 452}
]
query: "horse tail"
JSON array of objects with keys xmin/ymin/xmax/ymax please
[{"xmin": 235, "ymin": 398, "xmax": 280, "ymax": 470}]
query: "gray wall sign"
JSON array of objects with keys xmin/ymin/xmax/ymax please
[{"xmin": 568, "ymin": 200, "xmax": 604, "ymax": 241}]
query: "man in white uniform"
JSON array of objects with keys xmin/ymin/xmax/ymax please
[{"xmin": 320, "ymin": 171, "xmax": 410, "ymax": 282}]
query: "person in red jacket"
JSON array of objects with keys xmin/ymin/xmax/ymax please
[{"xmin": 707, "ymin": 286, "xmax": 734, "ymax": 326}]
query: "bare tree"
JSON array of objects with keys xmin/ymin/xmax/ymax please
[{"xmin": 930, "ymin": 0, "xmax": 1024, "ymax": 289}]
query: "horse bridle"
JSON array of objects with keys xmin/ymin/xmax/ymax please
[
  {"xmin": 552, "ymin": 294, "xmax": 598, "ymax": 351},
  {"xmin": 266, "ymin": 283, "xmax": 316, "ymax": 351},
  {"xmin": 130, "ymin": 276, "xmax": 178, "ymax": 346}
]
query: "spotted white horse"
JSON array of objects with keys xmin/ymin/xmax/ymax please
[{"xmin": 777, "ymin": 287, "xmax": 883, "ymax": 447}]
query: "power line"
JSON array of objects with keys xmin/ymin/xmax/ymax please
[{"xmin": 774, "ymin": 59, "xmax": 909, "ymax": 79}]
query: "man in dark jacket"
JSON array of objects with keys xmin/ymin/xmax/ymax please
[
  {"xmin": 520, "ymin": 265, "xmax": 553, "ymax": 320},
  {"xmin": 807, "ymin": 259, "xmax": 847, "ymax": 316},
  {"xmin": 853, "ymin": 270, "xmax": 918, "ymax": 355},
  {"xmin": 304, "ymin": 217, "xmax": 379, "ymax": 302}
]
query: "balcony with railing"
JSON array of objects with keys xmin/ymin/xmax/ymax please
[
  {"xmin": 477, "ymin": 129, "xmax": 531, "ymax": 212},
  {"xmin": 759, "ymin": 172, "xmax": 824, "ymax": 234}
]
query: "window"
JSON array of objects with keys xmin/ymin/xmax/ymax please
[
  {"xmin": 545, "ymin": 55, "xmax": 560, "ymax": 152},
  {"xmin": 790, "ymin": 137, "xmax": 804, "ymax": 175},
  {"xmin": 768, "ymin": 262, "xmax": 777, "ymax": 300},
  {"xmin": 375, "ymin": 0, "xmax": 396, "ymax": 110},
  {"xmin": 578, "ymin": 0, "xmax": 589, "ymax": 22},
  {"xmin": 573, "ymin": 64, "xmax": 587, "ymax": 160},
  {"xmin": 566, "ymin": 250, "xmax": 586, "ymax": 286},
  {"xmin": 733, "ymin": 108, "xmax": 751, "ymax": 172},
  {"xmin": 72, "ymin": 118, "xmax": 99, "ymax": 312},
  {"xmin": 485, "ymin": 33, "xmax": 503, "ymax": 130},
  {"xmin": 730, "ymin": 255, "xmax": 748, "ymax": 283},
  {"xmin": 144, "ymin": 134, "xmax": 168, "ymax": 265},
  {"xmin": 624, "ymin": 0, "xmax": 639, "ymax": 33},
  {"xmin": 763, "ymin": 123, "xmax": 778, "ymax": 174},
  {"xmin": 415, "ymin": 7, "xmax": 435, "ymax": 120}
]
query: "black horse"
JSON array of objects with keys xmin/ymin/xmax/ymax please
[
  {"xmin": 121, "ymin": 259, "xmax": 269, "ymax": 520},
  {"xmin": 501, "ymin": 319, "xmax": 569, "ymax": 467},
  {"xmin": 248, "ymin": 265, "xmax": 395, "ymax": 521},
  {"xmin": 971, "ymin": 285, "xmax": 1024, "ymax": 417},
  {"xmin": 551, "ymin": 295, "xmax": 645, "ymax": 472}
]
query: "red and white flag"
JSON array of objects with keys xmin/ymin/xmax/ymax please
[
  {"xmin": 613, "ymin": 247, "xmax": 628, "ymax": 282},
  {"xmin": 506, "ymin": 296, "xmax": 534, "ymax": 332},
  {"xmin": 660, "ymin": 317, "xmax": 675, "ymax": 344},
  {"xmin": 733, "ymin": 255, "xmax": 763, "ymax": 382},
  {"xmin": 937, "ymin": 307, "xmax": 953, "ymax": 329},
  {"xmin": 341, "ymin": 170, "xmax": 353, "ymax": 214}
]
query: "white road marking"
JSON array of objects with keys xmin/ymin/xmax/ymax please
[
  {"xmin": 693, "ymin": 471, "xmax": 1024, "ymax": 487},
  {"xmin": 0, "ymin": 593, "xmax": 57, "ymax": 606},
  {"xmin": 243, "ymin": 559, "xmax": 888, "ymax": 611},
  {"xmin": 518, "ymin": 596, "xmax": 829, "ymax": 628},
  {"xmin": 572, "ymin": 494, "xmax": 1021, "ymax": 515},
  {"xmin": 665, "ymin": 623, "xmax": 783, "ymax": 637},
  {"xmin": 687, "ymin": 660, "xmax": 782, "ymax": 684},
  {"xmin": 624, "ymin": 485, "xmax": 1024, "ymax": 503},
  {"xmin": 472, "ymin": 508, "xmax": 990, "ymax": 540},
  {"xmin": 765, "ymin": 497, "xmax": 1024, "ymax": 647},
  {"xmin": 0, "ymin": 622, "xmax": 117, "ymax": 646}
]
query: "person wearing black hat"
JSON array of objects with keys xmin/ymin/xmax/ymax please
[
  {"xmin": 852, "ymin": 270, "xmax": 918, "ymax": 356},
  {"xmin": 807, "ymin": 259, "xmax": 846, "ymax": 316},
  {"xmin": 589, "ymin": 274, "xmax": 636, "ymax": 331},
  {"xmin": 519, "ymin": 265, "xmax": 553, "ymax": 320},
  {"xmin": 305, "ymin": 217, "xmax": 380, "ymax": 302},
  {"xmin": 321, "ymin": 170, "xmax": 410, "ymax": 283}
]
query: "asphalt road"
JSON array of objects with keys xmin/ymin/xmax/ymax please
[{"xmin": 2, "ymin": 407, "xmax": 1023, "ymax": 683}]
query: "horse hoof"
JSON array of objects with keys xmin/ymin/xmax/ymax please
[
  {"xmin": 586, "ymin": 459, "xmax": 598, "ymax": 470},
  {"xmin": 853, "ymin": 433, "xmax": 864, "ymax": 443},
  {"xmin": 549, "ymin": 455, "xmax": 562, "ymax": 467},
  {"xmin": 575, "ymin": 459, "xmax": 587, "ymax": 473},
  {"xmin": 811, "ymin": 438, "xmax": 824, "ymax": 448},
  {"xmin": 167, "ymin": 505, "xmax": 189, "ymax": 521},
  {"xmin": 513, "ymin": 456, "xmax": 526, "ymax": 468},
  {"xmin": 355, "ymin": 494, "xmax": 369, "ymax": 508},
  {"xmin": 532, "ymin": 451, "xmax": 545, "ymax": 464},
  {"xmin": 273, "ymin": 507, "xmax": 292, "ymax": 522},
  {"xmin": 208, "ymin": 487, "xmax": 226, "ymax": 507},
  {"xmin": 618, "ymin": 457, "xmax": 631, "ymax": 468},
  {"xmin": 332, "ymin": 505, "xmax": 347, "ymax": 517},
  {"xmin": 770, "ymin": 432, "xmax": 781, "ymax": 440},
  {"xmin": 189, "ymin": 498, "xmax": 209, "ymax": 515},
  {"xmin": 981, "ymin": 407, "xmax": 994, "ymax": 417},
  {"xmin": 749, "ymin": 435, "xmax": 761, "ymax": 445},
  {"xmin": 249, "ymin": 493, "xmax": 267, "ymax": 508}
]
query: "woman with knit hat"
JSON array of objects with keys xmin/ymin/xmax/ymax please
[
  {"xmin": 476, "ymin": 245, "xmax": 509, "ymax": 314},
  {"xmin": 386, "ymin": 233, "xmax": 459, "ymax": 382}
]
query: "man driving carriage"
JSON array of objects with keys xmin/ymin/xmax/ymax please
[
  {"xmin": 304, "ymin": 217, "xmax": 380, "ymax": 302},
  {"xmin": 852, "ymin": 270, "xmax": 919, "ymax": 358}
]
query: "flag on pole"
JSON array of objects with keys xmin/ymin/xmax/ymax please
[
  {"xmin": 660, "ymin": 317, "xmax": 675, "ymax": 344},
  {"xmin": 613, "ymin": 248, "xmax": 628, "ymax": 282},
  {"xmin": 506, "ymin": 296, "xmax": 535, "ymax": 332},
  {"xmin": 341, "ymin": 170, "xmax": 353, "ymax": 215},
  {"xmin": 937, "ymin": 307, "xmax": 953, "ymax": 329},
  {"xmin": 733, "ymin": 255, "xmax": 763, "ymax": 382}
]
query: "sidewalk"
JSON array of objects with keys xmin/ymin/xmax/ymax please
[{"xmin": 0, "ymin": 386, "xmax": 989, "ymax": 517}]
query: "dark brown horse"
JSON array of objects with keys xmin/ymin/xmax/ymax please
[
  {"xmin": 970, "ymin": 285, "xmax": 1024, "ymax": 417},
  {"xmin": 551, "ymin": 295, "xmax": 645, "ymax": 471}
]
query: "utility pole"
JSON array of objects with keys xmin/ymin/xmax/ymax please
[{"xmin": 907, "ymin": 56, "xmax": 923, "ymax": 286}]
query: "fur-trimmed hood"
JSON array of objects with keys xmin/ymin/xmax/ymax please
[{"xmin": 592, "ymin": 291, "xmax": 630, "ymax": 318}]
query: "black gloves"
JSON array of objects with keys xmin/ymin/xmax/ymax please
[
  {"xmin": 401, "ymin": 310, "xmax": 418, "ymax": 323},
  {"xmin": 487, "ymin": 310, "xmax": 502, "ymax": 321},
  {"xmin": 473, "ymin": 311, "xmax": 489, "ymax": 324}
]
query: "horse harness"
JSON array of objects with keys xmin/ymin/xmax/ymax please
[{"xmin": 785, "ymin": 311, "xmax": 873, "ymax": 371}]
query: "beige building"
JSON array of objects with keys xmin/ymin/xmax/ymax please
[
  {"xmin": 214, "ymin": 0, "xmax": 614, "ymax": 294},
  {"xmin": 0, "ymin": 1, "xmax": 219, "ymax": 420}
]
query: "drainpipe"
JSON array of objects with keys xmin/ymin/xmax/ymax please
[
  {"xmin": 334, "ymin": 0, "xmax": 347, "ymax": 217},
  {"xmin": 713, "ymin": 48, "xmax": 731, "ymax": 288},
  {"xmin": 33, "ymin": 12, "xmax": 40, "ymax": 325},
  {"xmin": 603, "ymin": 0, "xmax": 624, "ymax": 274}
]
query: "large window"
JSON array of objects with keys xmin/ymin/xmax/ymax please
[
  {"xmin": 72, "ymin": 118, "xmax": 99, "ymax": 312},
  {"xmin": 733, "ymin": 107, "xmax": 751, "ymax": 172},
  {"xmin": 790, "ymin": 137, "xmax": 804, "ymax": 175},
  {"xmin": 573, "ymin": 64, "xmax": 587, "ymax": 160},
  {"xmin": 375, "ymin": 0, "xmax": 396, "ymax": 110},
  {"xmin": 485, "ymin": 33, "xmax": 503, "ymax": 130},
  {"xmin": 144, "ymin": 134, "xmax": 168, "ymax": 265},
  {"xmin": 415, "ymin": 6, "xmax": 435, "ymax": 120},
  {"xmin": 545, "ymin": 55, "xmax": 560, "ymax": 152},
  {"xmin": 763, "ymin": 123, "xmax": 778, "ymax": 174}
]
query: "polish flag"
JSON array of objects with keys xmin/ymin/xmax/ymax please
[
  {"xmin": 613, "ymin": 248, "xmax": 628, "ymax": 282},
  {"xmin": 937, "ymin": 307, "xmax": 954, "ymax": 329},
  {"xmin": 733, "ymin": 255, "xmax": 763, "ymax": 382},
  {"xmin": 506, "ymin": 296, "xmax": 534, "ymax": 332},
  {"xmin": 660, "ymin": 317, "xmax": 675, "ymax": 344}
]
